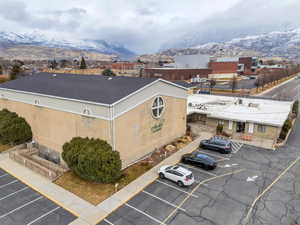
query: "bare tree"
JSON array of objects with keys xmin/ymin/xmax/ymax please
[
  {"xmin": 209, "ymin": 79, "xmax": 216, "ymax": 93},
  {"xmin": 231, "ymin": 76, "xmax": 238, "ymax": 93}
]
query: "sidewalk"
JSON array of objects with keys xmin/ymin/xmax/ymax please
[{"xmin": 0, "ymin": 132, "xmax": 211, "ymax": 225}]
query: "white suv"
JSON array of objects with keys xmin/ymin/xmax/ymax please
[{"xmin": 158, "ymin": 165, "xmax": 195, "ymax": 187}]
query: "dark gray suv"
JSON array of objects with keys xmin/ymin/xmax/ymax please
[{"xmin": 200, "ymin": 137, "xmax": 232, "ymax": 154}]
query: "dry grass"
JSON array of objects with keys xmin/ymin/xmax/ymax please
[
  {"xmin": 0, "ymin": 144, "xmax": 11, "ymax": 153},
  {"xmin": 54, "ymin": 162, "xmax": 153, "ymax": 205}
]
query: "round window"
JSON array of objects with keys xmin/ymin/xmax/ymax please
[{"xmin": 152, "ymin": 97, "xmax": 165, "ymax": 119}]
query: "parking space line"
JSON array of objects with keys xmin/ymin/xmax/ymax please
[
  {"xmin": 0, "ymin": 196, "xmax": 43, "ymax": 219},
  {"xmin": 103, "ymin": 219, "xmax": 115, "ymax": 225},
  {"xmin": 155, "ymin": 180, "xmax": 199, "ymax": 198},
  {"xmin": 0, "ymin": 180, "xmax": 18, "ymax": 189},
  {"xmin": 0, "ymin": 174, "xmax": 9, "ymax": 178},
  {"xmin": 197, "ymin": 151, "xmax": 229, "ymax": 160},
  {"xmin": 178, "ymin": 163, "xmax": 217, "ymax": 177},
  {"xmin": 26, "ymin": 206, "xmax": 60, "ymax": 225},
  {"xmin": 216, "ymin": 158, "xmax": 230, "ymax": 162},
  {"xmin": 125, "ymin": 203, "xmax": 165, "ymax": 225},
  {"xmin": 142, "ymin": 191, "xmax": 186, "ymax": 212},
  {"xmin": 0, "ymin": 167, "xmax": 79, "ymax": 218},
  {"xmin": 160, "ymin": 169, "xmax": 246, "ymax": 225},
  {"xmin": 0, "ymin": 187, "xmax": 29, "ymax": 201},
  {"xmin": 243, "ymin": 156, "xmax": 300, "ymax": 224}
]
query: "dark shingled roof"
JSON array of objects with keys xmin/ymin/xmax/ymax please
[{"xmin": 0, "ymin": 73, "xmax": 162, "ymax": 105}]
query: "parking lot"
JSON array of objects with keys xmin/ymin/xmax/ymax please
[
  {"xmin": 97, "ymin": 141, "xmax": 259, "ymax": 225},
  {"xmin": 0, "ymin": 168, "xmax": 77, "ymax": 225}
]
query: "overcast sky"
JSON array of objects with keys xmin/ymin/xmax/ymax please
[{"xmin": 0, "ymin": 0, "xmax": 299, "ymax": 53}]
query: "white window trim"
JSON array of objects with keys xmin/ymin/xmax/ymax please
[{"xmin": 152, "ymin": 96, "xmax": 165, "ymax": 119}]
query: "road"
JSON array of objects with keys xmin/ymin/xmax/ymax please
[{"xmin": 261, "ymin": 77, "xmax": 300, "ymax": 100}]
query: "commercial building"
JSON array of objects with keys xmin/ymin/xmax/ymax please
[
  {"xmin": 188, "ymin": 94, "xmax": 293, "ymax": 144},
  {"xmin": 0, "ymin": 73, "xmax": 187, "ymax": 167},
  {"xmin": 142, "ymin": 54, "xmax": 212, "ymax": 81},
  {"xmin": 209, "ymin": 57, "xmax": 258, "ymax": 78}
]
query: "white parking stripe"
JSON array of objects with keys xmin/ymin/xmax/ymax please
[
  {"xmin": 155, "ymin": 180, "xmax": 199, "ymax": 198},
  {"xmin": 0, "ymin": 174, "xmax": 9, "ymax": 178},
  {"xmin": 0, "ymin": 196, "xmax": 43, "ymax": 219},
  {"xmin": 104, "ymin": 219, "xmax": 115, "ymax": 225},
  {"xmin": 197, "ymin": 151, "xmax": 229, "ymax": 160},
  {"xmin": 216, "ymin": 158, "xmax": 230, "ymax": 162},
  {"xmin": 0, "ymin": 187, "xmax": 29, "ymax": 201},
  {"xmin": 26, "ymin": 206, "xmax": 60, "ymax": 225},
  {"xmin": 178, "ymin": 163, "xmax": 217, "ymax": 177},
  {"xmin": 142, "ymin": 191, "xmax": 186, "ymax": 212},
  {"xmin": 125, "ymin": 203, "xmax": 165, "ymax": 225},
  {"xmin": 0, "ymin": 180, "xmax": 18, "ymax": 189}
]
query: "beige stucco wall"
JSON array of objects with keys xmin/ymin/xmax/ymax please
[
  {"xmin": 115, "ymin": 96, "xmax": 187, "ymax": 167},
  {"xmin": 0, "ymin": 99, "xmax": 111, "ymax": 152},
  {"xmin": 201, "ymin": 116, "xmax": 280, "ymax": 140},
  {"xmin": 0, "ymin": 94, "xmax": 187, "ymax": 167}
]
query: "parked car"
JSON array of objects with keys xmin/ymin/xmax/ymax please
[
  {"xmin": 181, "ymin": 152, "xmax": 217, "ymax": 170},
  {"xmin": 200, "ymin": 137, "xmax": 232, "ymax": 154},
  {"xmin": 158, "ymin": 165, "xmax": 195, "ymax": 187}
]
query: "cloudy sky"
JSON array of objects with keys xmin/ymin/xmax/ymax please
[{"xmin": 0, "ymin": 0, "xmax": 300, "ymax": 53}]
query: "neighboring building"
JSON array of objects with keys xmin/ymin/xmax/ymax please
[
  {"xmin": 110, "ymin": 62, "xmax": 143, "ymax": 70},
  {"xmin": 0, "ymin": 73, "xmax": 187, "ymax": 167},
  {"xmin": 209, "ymin": 56, "xmax": 259, "ymax": 78},
  {"xmin": 239, "ymin": 57, "xmax": 258, "ymax": 75},
  {"xmin": 142, "ymin": 68, "xmax": 212, "ymax": 81},
  {"xmin": 209, "ymin": 57, "xmax": 239, "ymax": 79},
  {"xmin": 187, "ymin": 94, "xmax": 293, "ymax": 144},
  {"xmin": 142, "ymin": 54, "xmax": 212, "ymax": 81},
  {"xmin": 173, "ymin": 54, "xmax": 210, "ymax": 69}
]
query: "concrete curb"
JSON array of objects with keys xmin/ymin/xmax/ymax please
[{"xmin": 87, "ymin": 133, "xmax": 212, "ymax": 225}]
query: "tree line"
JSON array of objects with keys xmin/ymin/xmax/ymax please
[{"xmin": 254, "ymin": 64, "xmax": 300, "ymax": 91}]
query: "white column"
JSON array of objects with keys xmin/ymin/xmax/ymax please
[
  {"xmin": 248, "ymin": 123, "xmax": 254, "ymax": 133},
  {"xmin": 228, "ymin": 120, "xmax": 233, "ymax": 130}
]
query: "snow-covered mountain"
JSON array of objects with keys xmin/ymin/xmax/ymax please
[
  {"xmin": 0, "ymin": 31, "xmax": 135, "ymax": 59},
  {"xmin": 160, "ymin": 29, "xmax": 300, "ymax": 60}
]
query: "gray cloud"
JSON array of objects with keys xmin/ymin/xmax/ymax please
[
  {"xmin": 165, "ymin": 0, "xmax": 300, "ymax": 49},
  {"xmin": 0, "ymin": 0, "xmax": 83, "ymax": 32},
  {"xmin": 0, "ymin": 0, "xmax": 300, "ymax": 53}
]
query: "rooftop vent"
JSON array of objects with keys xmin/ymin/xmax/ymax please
[{"xmin": 248, "ymin": 103, "xmax": 259, "ymax": 108}]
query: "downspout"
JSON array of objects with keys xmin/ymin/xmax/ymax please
[
  {"xmin": 112, "ymin": 104, "xmax": 116, "ymax": 151},
  {"xmin": 109, "ymin": 104, "xmax": 116, "ymax": 151}
]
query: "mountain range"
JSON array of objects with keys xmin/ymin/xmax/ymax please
[
  {"xmin": 160, "ymin": 28, "xmax": 300, "ymax": 60},
  {"xmin": 0, "ymin": 31, "xmax": 135, "ymax": 60}
]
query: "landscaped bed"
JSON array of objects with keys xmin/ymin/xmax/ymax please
[
  {"xmin": 54, "ymin": 135, "xmax": 193, "ymax": 205},
  {"xmin": 0, "ymin": 144, "xmax": 11, "ymax": 153}
]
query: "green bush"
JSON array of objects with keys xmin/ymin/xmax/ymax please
[
  {"xmin": 62, "ymin": 137, "xmax": 122, "ymax": 183},
  {"xmin": 0, "ymin": 109, "xmax": 32, "ymax": 145},
  {"xmin": 102, "ymin": 69, "xmax": 116, "ymax": 77},
  {"xmin": 292, "ymin": 100, "xmax": 299, "ymax": 116},
  {"xmin": 279, "ymin": 118, "xmax": 293, "ymax": 140}
]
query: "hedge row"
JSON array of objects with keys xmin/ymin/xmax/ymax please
[
  {"xmin": 279, "ymin": 118, "xmax": 293, "ymax": 140},
  {"xmin": 62, "ymin": 137, "xmax": 122, "ymax": 183},
  {"xmin": 0, "ymin": 109, "xmax": 32, "ymax": 145}
]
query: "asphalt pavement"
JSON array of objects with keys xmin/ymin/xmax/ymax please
[
  {"xmin": 97, "ymin": 78, "xmax": 300, "ymax": 225},
  {"xmin": 0, "ymin": 168, "xmax": 77, "ymax": 225}
]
